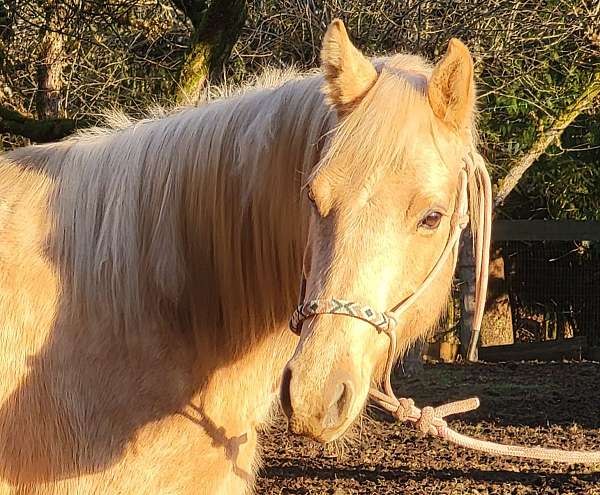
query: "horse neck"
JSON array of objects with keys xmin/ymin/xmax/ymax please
[{"xmin": 180, "ymin": 76, "xmax": 331, "ymax": 357}]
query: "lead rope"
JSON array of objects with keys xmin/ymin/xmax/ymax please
[
  {"xmin": 368, "ymin": 323, "xmax": 600, "ymax": 464},
  {"xmin": 368, "ymin": 151, "xmax": 600, "ymax": 464}
]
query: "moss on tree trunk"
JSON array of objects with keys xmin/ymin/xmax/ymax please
[{"xmin": 175, "ymin": 0, "xmax": 247, "ymax": 103}]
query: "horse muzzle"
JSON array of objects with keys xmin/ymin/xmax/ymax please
[{"xmin": 280, "ymin": 362, "xmax": 357, "ymax": 442}]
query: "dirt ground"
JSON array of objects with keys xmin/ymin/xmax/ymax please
[{"xmin": 256, "ymin": 361, "xmax": 600, "ymax": 494}]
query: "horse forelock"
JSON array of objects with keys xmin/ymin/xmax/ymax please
[{"xmin": 312, "ymin": 53, "xmax": 468, "ymax": 188}]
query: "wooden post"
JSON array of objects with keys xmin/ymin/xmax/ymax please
[
  {"xmin": 458, "ymin": 228, "xmax": 478, "ymax": 361},
  {"xmin": 479, "ymin": 248, "xmax": 513, "ymax": 346}
]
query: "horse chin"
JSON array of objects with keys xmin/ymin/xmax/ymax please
[
  {"xmin": 287, "ymin": 412, "xmax": 354, "ymax": 444},
  {"xmin": 313, "ymin": 424, "xmax": 351, "ymax": 444}
]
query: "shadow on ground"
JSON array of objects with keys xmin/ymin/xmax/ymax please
[{"xmin": 257, "ymin": 361, "xmax": 600, "ymax": 495}]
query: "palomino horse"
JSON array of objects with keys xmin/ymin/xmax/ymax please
[{"xmin": 0, "ymin": 20, "xmax": 485, "ymax": 494}]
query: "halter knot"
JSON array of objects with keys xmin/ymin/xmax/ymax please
[
  {"xmin": 393, "ymin": 397, "xmax": 416, "ymax": 421},
  {"xmin": 415, "ymin": 406, "xmax": 447, "ymax": 437}
]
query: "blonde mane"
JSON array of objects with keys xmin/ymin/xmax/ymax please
[
  {"xmin": 5, "ymin": 68, "xmax": 335, "ymax": 353},
  {"xmin": 5, "ymin": 55, "xmax": 454, "ymax": 355},
  {"xmin": 313, "ymin": 55, "xmax": 435, "ymax": 183}
]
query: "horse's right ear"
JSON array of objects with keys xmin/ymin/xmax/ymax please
[
  {"xmin": 320, "ymin": 19, "xmax": 378, "ymax": 116},
  {"xmin": 428, "ymin": 38, "xmax": 475, "ymax": 130}
]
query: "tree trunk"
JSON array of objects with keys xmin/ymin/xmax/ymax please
[
  {"xmin": 174, "ymin": 0, "xmax": 247, "ymax": 103},
  {"xmin": 479, "ymin": 248, "xmax": 513, "ymax": 347},
  {"xmin": 495, "ymin": 70, "xmax": 600, "ymax": 206},
  {"xmin": 36, "ymin": 2, "xmax": 65, "ymax": 118}
]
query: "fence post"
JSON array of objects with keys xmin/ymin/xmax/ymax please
[{"xmin": 458, "ymin": 228, "xmax": 478, "ymax": 361}]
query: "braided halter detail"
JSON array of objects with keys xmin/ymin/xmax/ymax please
[
  {"xmin": 288, "ymin": 148, "xmax": 600, "ymax": 465},
  {"xmin": 290, "ymin": 299, "xmax": 396, "ymax": 334}
]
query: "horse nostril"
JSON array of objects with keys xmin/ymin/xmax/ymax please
[
  {"xmin": 280, "ymin": 367, "xmax": 293, "ymax": 418},
  {"xmin": 323, "ymin": 381, "xmax": 352, "ymax": 430}
]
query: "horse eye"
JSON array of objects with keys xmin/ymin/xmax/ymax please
[{"xmin": 420, "ymin": 211, "xmax": 443, "ymax": 230}]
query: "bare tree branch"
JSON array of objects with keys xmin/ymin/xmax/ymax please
[
  {"xmin": 0, "ymin": 104, "xmax": 81, "ymax": 142},
  {"xmin": 495, "ymin": 70, "xmax": 600, "ymax": 206}
]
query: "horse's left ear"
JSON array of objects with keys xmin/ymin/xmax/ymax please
[
  {"xmin": 320, "ymin": 19, "xmax": 378, "ymax": 116},
  {"xmin": 428, "ymin": 38, "xmax": 475, "ymax": 130}
]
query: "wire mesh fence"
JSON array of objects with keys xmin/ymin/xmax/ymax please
[
  {"xmin": 425, "ymin": 222, "xmax": 600, "ymax": 362},
  {"xmin": 502, "ymin": 240, "xmax": 600, "ymax": 346}
]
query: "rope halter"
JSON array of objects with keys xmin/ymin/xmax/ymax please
[{"xmin": 288, "ymin": 148, "xmax": 600, "ymax": 464}]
